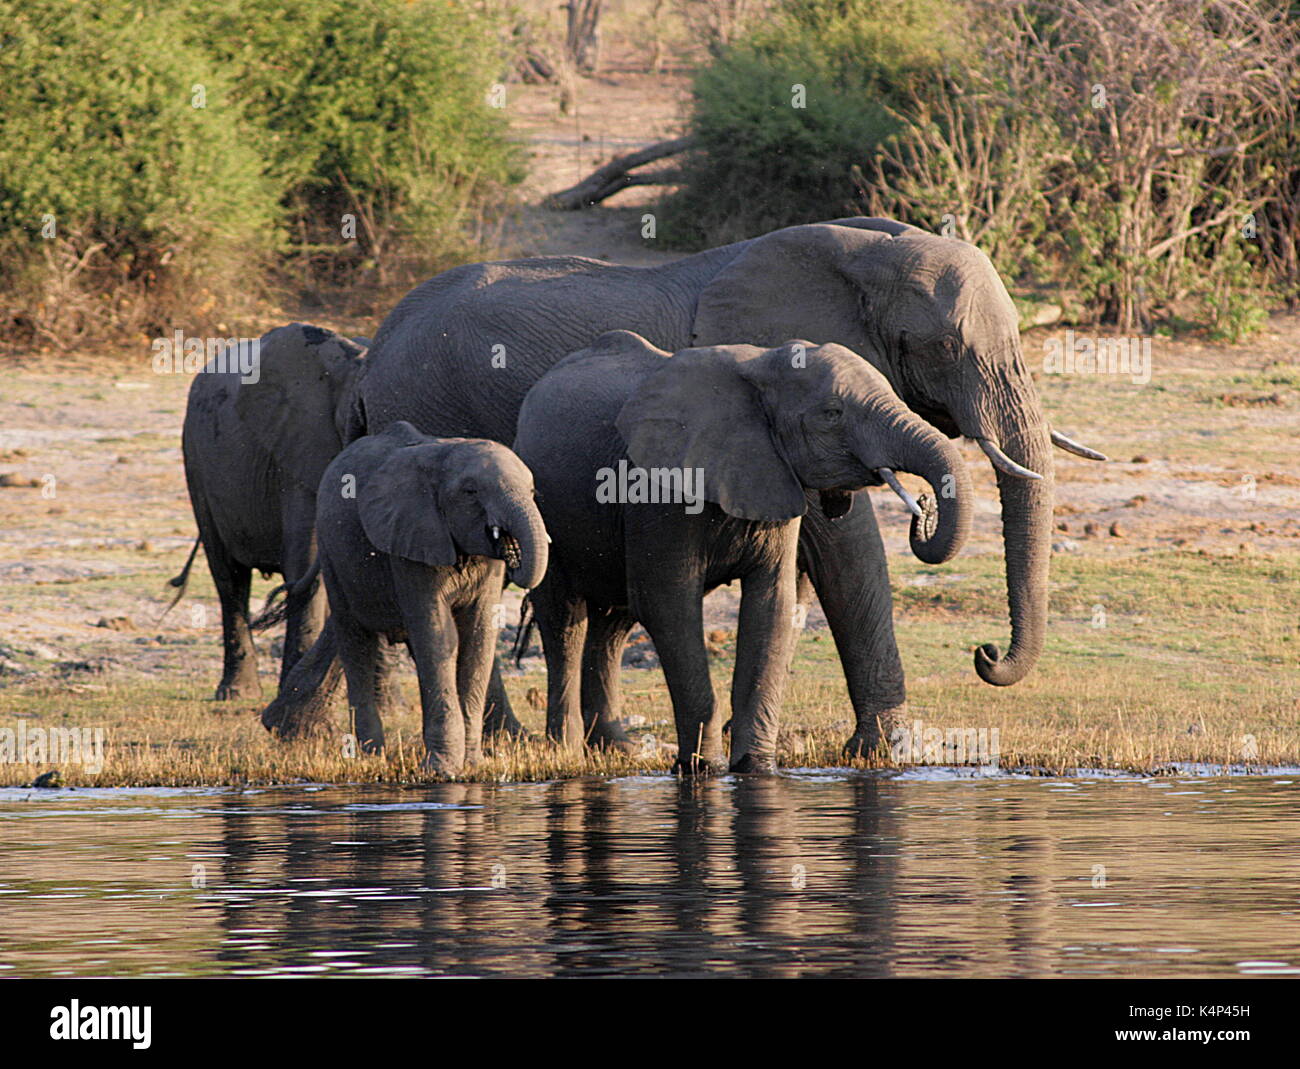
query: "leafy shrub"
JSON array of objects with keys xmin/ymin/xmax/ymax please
[
  {"xmin": 670, "ymin": 0, "xmax": 1297, "ymax": 336},
  {"xmin": 186, "ymin": 0, "xmax": 524, "ymax": 288},
  {"xmin": 660, "ymin": 0, "xmax": 968, "ymax": 247},
  {"xmin": 0, "ymin": 0, "xmax": 523, "ymax": 349},
  {"xmin": 0, "ymin": 0, "xmax": 279, "ymax": 345}
]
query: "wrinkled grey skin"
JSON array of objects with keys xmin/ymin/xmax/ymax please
[
  {"xmin": 261, "ymin": 422, "xmax": 547, "ymax": 774},
  {"xmin": 175, "ymin": 323, "xmax": 368, "ymax": 700},
  {"xmin": 515, "ymin": 331, "xmax": 972, "ymax": 772},
  {"xmin": 175, "ymin": 324, "xmax": 524, "ymax": 737},
  {"xmin": 337, "ymin": 217, "xmax": 1083, "ymax": 756}
]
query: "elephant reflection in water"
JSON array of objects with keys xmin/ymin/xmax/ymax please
[{"xmin": 208, "ymin": 781, "xmax": 1061, "ymax": 975}]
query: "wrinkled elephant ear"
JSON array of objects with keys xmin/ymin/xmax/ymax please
[
  {"xmin": 233, "ymin": 323, "xmax": 366, "ymax": 490},
  {"xmin": 691, "ymin": 223, "xmax": 903, "ymax": 351},
  {"xmin": 615, "ymin": 345, "xmax": 806, "ymax": 522},
  {"xmin": 356, "ymin": 438, "xmax": 457, "ymax": 567}
]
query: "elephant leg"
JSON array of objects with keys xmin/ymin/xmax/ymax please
[
  {"xmin": 634, "ymin": 581, "xmax": 725, "ymax": 775},
  {"xmin": 798, "ymin": 490, "xmax": 906, "ymax": 758},
  {"xmin": 204, "ymin": 527, "xmax": 261, "ymax": 701},
  {"xmin": 483, "ymin": 656, "xmax": 526, "ymax": 740},
  {"xmin": 728, "ymin": 530, "xmax": 800, "ymax": 773},
  {"xmin": 392, "ymin": 561, "xmax": 464, "ymax": 772},
  {"xmin": 453, "ymin": 598, "xmax": 497, "ymax": 769},
  {"xmin": 374, "ymin": 635, "xmax": 409, "ymax": 718},
  {"xmin": 581, "ymin": 607, "xmax": 635, "ymax": 752},
  {"xmin": 278, "ymin": 504, "xmax": 325, "ymax": 686},
  {"xmin": 334, "ymin": 613, "xmax": 385, "ymax": 755},
  {"xmin": 529, "ymin": 574, "xmax": 587, "ymax": 750}
]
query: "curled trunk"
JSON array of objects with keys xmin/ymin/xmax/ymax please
[
  {"xmin": 894, "ymin": 424, "xmax": 973, "ymax": 565},
  {"xmin": 494, "ymin": 492, "xmax": 549, "ymax": 590},
  {"xmin": 852, "ymin": 417, "xmax": 973, "ymax": 565}
]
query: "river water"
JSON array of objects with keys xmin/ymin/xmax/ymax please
[{"xmin": 3, "ymin": 769, "xmax": 1298, "ymax": 978}]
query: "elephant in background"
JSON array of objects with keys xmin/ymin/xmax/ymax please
[
  {"xmin": 173, "ymin": 323, "xmax": 368, "ymax": 700},
  {"xmin": 172, "ymin": 322, "xmax": 524, "ymax": 738},
  {"xmin": 514, "ymin": 331, "xmax": 972, "ymax": 771},
  {"xmin": 260, "ymin": 422, "xmax": 548, "ymax": 773},
  {"xmin": 318, "ymin": 216, "xmax": 1106, "ymax": 755}
]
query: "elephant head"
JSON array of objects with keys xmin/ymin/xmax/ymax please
[
  {"xmin": 357, "ymin": 423, "xmax": 548, "ymax": 589},
  {"xmin": 233, "ymin": 323, "xmax": 368, "ymax": 491},
  {"xmin": 690, "ymin": 219, "xmax": 1105, "ymax": 686},
  {"xmin": 613, "ymin": 333, "xmax": 972, "ymax": 564}
]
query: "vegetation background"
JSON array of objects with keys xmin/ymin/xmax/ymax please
[{"xmin": 3, "ymin": 0, "xmax": 1297, "ymax": 350}]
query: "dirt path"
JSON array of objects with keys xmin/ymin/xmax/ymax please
[{"xmin": 501, "ymin": 73, "xmax": 692, "ymax": 266}]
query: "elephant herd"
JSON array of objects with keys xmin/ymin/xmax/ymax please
[{"xmin": 174, "ymin": 216, "xmax": 1105, "ymax": 774}]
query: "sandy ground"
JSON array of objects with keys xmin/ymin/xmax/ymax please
[{"xmin": 2, "ymin": 69, "xmax": 1299, "ymax": 692}]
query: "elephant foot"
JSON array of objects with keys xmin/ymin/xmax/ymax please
[
  {"xmin": 729, "ymin": 752, "xmax": 777, "ymax": 775},
  {"xmin": 672, "ymin": 753, "xmax": 727, "ymax": 777},
  {"xmin": 843, "ymin": 708, "xmax": 904, "ymax": 762},
  {"xmin": 215, "ymin": 677, "xmax": 261, "ymax": 701},
  {"xmin": 585, "ymin": 716, "xmax": 638, "ymax": 754}
]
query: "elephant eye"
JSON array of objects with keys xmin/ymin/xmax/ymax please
[
  {"xmin": 463, "ymin": 484, "xmax": 478, "ymax": 496},
  {"xmin": 820, "ymin": 403, "xmax": 844, "ymax": 425}
]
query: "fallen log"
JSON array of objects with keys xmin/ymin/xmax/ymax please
[{"xmin": 547, "ymin": 136, "xmax": 694, "ymax": 209}]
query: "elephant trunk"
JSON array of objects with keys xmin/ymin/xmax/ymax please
[
  {"xmin": 852, "ymin": 416, "xmax": 973, "ymax": 565},
  {"xmin": 492, "ymin": 492, "xmax": 549, "ymax": 590},
  {"xmin": 973, "ymin": 412, "xmax": 1054, "ymax": 686}
]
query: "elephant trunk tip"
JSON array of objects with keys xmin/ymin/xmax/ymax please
[
  {"xmin": 908, "ymin": 492, "xmax": 969, "ymax": 565},
  {"xmin": 973, "ymin": 641, "xmax": 1033, "ymax": 686}
]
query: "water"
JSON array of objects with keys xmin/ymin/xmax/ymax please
[{"xmin": 2, "ymin": 770, "xmax": 1298, "ymax": 978}]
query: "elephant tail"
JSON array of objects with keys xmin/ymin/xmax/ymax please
[
  {"xmin": 158, "ymin": 536, "xmax": 202, "ymax": 622},
  {"xmin": 512, "ymin": 593, "xmax": 537, "ymax": 667},
  {"xmin": 251, "ymin": 560, "xmax": 321, "ymax": 633}
]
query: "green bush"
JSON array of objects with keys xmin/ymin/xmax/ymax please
[
  {"xmin": 661, "ymin": 0, "xmax": 968, "ymax": 248},
  {"xmin": 0, "ymin": 0, "xmax": 280, "ymax": 343},
  {"xmin": 0, "ymin": 0, "xmax": 523, "ymax": 349},
  {"xmin": 186, "ymin": 0, "xmax": 524, "ymax": 285}
]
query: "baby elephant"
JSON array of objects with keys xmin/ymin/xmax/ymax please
[
  {"xmin": 270, "ymin": 422, "xmax": 548, "ymax": 773},
  {"xmin": 514, "ymin": 330, "xmax": 973, "ymax": 774}
]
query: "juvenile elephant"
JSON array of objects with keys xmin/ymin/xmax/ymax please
[
  {"xmin": 173, "ymin": 323, "xmax": 367, "ymax": 699},
  {"xmin": 514, "ymin": 331, "xmax": 973, "ymax": 773},
  {"xmin": 265, "ymin": 422, "xmax": 548, "ymax": 773}
]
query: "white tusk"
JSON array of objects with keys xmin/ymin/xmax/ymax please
[
  {"xmin": 492, "ymin": 526, "xmax": 500, "ymax": 540},
  {"xmin": 1050, "ymin": 428, "xmax": 1108, "ymax": 462},
  {"xmin": 977, "ymin": 438, "xmax": 1043, "ymax": 481},
  {"xmin": 877, "ymin": 468, "xmax": 924, "ymax": 518}
]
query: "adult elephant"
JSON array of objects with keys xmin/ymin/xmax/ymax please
[{"xmin": 344, "ymin": 217, "xmax": 1104, "ymax": 754}]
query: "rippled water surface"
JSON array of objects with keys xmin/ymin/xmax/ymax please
[{"xmin": 3, "ymin": 771, "xmax": 1299, "ymax": 977}]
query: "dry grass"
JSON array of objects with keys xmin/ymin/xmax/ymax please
[{"xmin": 1, "ymin": 543, "xmax": 1296, "ymax": 787}]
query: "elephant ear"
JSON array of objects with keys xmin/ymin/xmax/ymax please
[
  {"xmin": 692, "ymin": 223, "xmax": 905, "ymax": 352},
  {"xmin": 615, "ymin": 346, "xmax": 806, "ymax": 522},
  {"xmin": 233, "ymin": 323, "xmax": 365, "ymax": 490},
  {"xmin": 356, "ymin": 439, "xmax": 457, "ymax": 567}
]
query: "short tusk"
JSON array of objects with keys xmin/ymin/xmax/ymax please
[
  {"xmin": 877, "ymin": 468, "xmax": 924, "ymax": 518},
  {"xmin": 977, "ymin": 438, "xmax": 1043, "ymax": 481},
  {"xmin": 492, "ymin": 526, "xmax": 500, "ymax": 540},
  {"xmin": 1050, "ymin": 428, "xmax": 1108, "ymax": 462}
]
